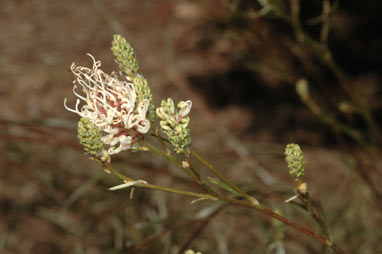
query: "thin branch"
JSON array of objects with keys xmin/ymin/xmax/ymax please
[
  {"xmin": 125, "ymin": 216, "xmax": 207, "ymax": 254},
  {"xmin": 320, "ymin": 0, "xmax": 331, "ymax": 44},
  {"xmin": 142, "ymin": 141, "xmax": 201, "ymax": 182},
  {"xmin": 190, "ymin": 149, "xmax": 259, "ymax": 205},
  {"xmin": 177, "ymin": 205, "xmax": 225, "ymax": 254},
  {"xmin": 98, "ymin": 158, "xmax": 346, "ymax": 253},
  {"xmin": 101, "ymin": 160, "xmax": 216, "ymax": 201}
]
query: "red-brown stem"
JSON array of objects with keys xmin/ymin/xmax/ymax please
[
  {"xmin": 225, "ymin": 197, "xmax": 327, "ymax": 244},
  {"xmin": 105, "ymin": 159, "xmax": 346, "ymax": 253},
  {"xmin": 221, "ymin": 197, "xmax": 346, "ymax": 253}
]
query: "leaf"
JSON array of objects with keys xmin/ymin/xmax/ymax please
[
  {"xmin": 288, "ymin": 200, "xmax": 307, "ymax": 211},
  {"xmin": 108, "ymin": 180, "xmax": 147, "ymax": 191},
  {"xmin": 207, "ymin": 177, "xmax": 241, "ymax": 196},
  {"xmin": 190, "ymin": 198, "xmax": 212, "ymax": 205},
  {"xmin": 317, "ymin": 200, "xmax": 333, "ymax": 242}
]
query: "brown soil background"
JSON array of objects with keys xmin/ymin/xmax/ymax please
[{"xmin": 1, "ymin": 1, "xmax": 381, "ymax": 254}]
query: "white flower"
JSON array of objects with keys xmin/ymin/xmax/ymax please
[
  {"xmin": 178, "ymin": 100, "xmax": 192, "ymax": 117},
  {"xmin": 65, "ymin": 54, "xmax": 150, "ymax": 154}
]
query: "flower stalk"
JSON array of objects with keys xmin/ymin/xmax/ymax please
[
  {"xmin": 98, "ymin": 157, "xmax": 216, "ymax": 201},
  {"xmin": 190, "ymin": 149, "xmax": 259, "ymax": 206},
  {"xmin": 96, "ymin": 151, "xmax": 344, "ymax": 253}
]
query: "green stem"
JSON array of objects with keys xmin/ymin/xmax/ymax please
[
  {"xmin": 219, "ymin": 196, "xmax": 345, "ymax": 253},
  {"xmin": 101, "ymin": 160, "xmax": 216, "ymax": 201},
  {"xmin": 143, "ymin": 140, "xmax": 222, "ymax": 198},
  {"xmin": 188, "ymin": 150, "xmax": 346, "ymax": 253},
  {"xmin": 102, "ymin": 159, "xmax": 324, "ymax": 244},
  {"xmin": 98, "ymin": 158, "xmax": 345, "ymax": 253},
  {"xmin": 298, "ymin": 192, "xmax": 332, "ymax": 243},
  {"xmin": 289, "ymin": 3, "xmax": 381, "ymax": 148},
  {"xmin": 190, "ymin": 149, "xmax": 259, "ymax": 205},
  {"xmin": 141, "ymin": 137, "xmax": 227, "ymax": 204},
  {"xmin": 286, "ymin": 0, "xmax": 381, "ymax": 149},
  {"xmin": 320, "ymin": 0, "xmax": 331, "ymax": 44},
  {"xmin": 142, "ymin": 141, "xmax": 201, "ymax": 182},
  {"xmin": 152, "ymin": 124, "xmax": 170, "ymax": 153}
]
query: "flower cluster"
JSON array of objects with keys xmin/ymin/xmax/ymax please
[
  {"xmin": 64, "ymin": 54, "xmax": 150, "ymax": 155},
  {"xmin": 156, "ymin": 98, "xmax": 192, "ymax": 154},
  {"xmin": 65, "ymin": 35, "xmax": 192, "ymax": 157},
  {"xmin": 284, "ymin": 143, "xmax": 305, "ymax": 179}
]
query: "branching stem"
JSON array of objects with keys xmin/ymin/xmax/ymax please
[
  {"xmin": 190, "ymin": 149, "xmax": 259, "ymax": 205},
  {"xmin": 100, "ymin": 160, "xmax": 345, "ymax": 253}
]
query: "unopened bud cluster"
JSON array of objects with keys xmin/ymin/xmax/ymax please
[
  {"xmin": 156, "ymin": 98, "xmax": 192, "ymax": 154},
  {"xmin": 133, "ymin": 74, "xmax": 155, "ymax": 120},
  {"xmin": 284, "ymin": 143, "xmax": 305, "ymax": 179},
  {"xmin": 112, "ymin": 35, "xmax": 155, "ymax": 121},
  {"xmin": 77, "ymin": 118, "xmax": 104, "ymax": 155},
  {"xmin": 111, "ymin": 34, "xmax": 139, "ymax": 78}
]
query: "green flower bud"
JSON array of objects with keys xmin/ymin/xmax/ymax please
[
  {"xmin": 156, "ymin": 98, "xmax": 192, "ymax": 154},
  {"xmin": 133, "ymin": 74, "xmax": 155, "ymax": 120},
  {"xmin": 284, "ymin": 143, "xmax": 305, "ymax": 179},
  {"xmin": 166, "ymin": 98, "xmax": 175, "ymax": 114},
  {"xmin": 111, "ymin": 34, "xmax": 139, "ymax": 78},
  {"xmin": 77, "ymin": 118, "xmax": 104, "ymax": 155}
]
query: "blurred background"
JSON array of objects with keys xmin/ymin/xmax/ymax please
[{"xmin": 1, "ymin": 0, "xmax": 381, "ymax": 253}]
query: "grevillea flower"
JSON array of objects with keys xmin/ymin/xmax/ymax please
[{"xmin": 64, "ymin": 54, "xmax": 150, "ymax": 155}]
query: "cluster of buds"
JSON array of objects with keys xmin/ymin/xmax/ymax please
[
  {"xmin": 77, "ymin": 118, "xmax": 104, "ymax": 155},
  {"xmin": 64, "ymin": 54, "xmax": 150, "ymax": 155},
  {"xmin": 112, "ymin": 35, "xmax": 155, "ymax": 121},
  {"xmin": 284, "ymin": 143, "xmax": 305, "ymax": 179},
  {"xmin": 111, "ymin": 34, "xmax": 139, "ymax": 78},
  {"xmin": 156, "ymin": 98, "xmax": 192, "ymax": 154},
  {"xmin": 133, "ymin": 74, "xmax": 155, "ymax": 121},
  {"xmin": 284, "ymin": 143, "xmax": 308, "ymax": 202}
]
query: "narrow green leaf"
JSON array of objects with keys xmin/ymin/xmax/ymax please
[
  {"xmin": 317, "ymin": 200, "xmax": 333, "ymax": 242},
  {"xmin": 208, "ymin": 177, "xmax": 241, "ymax": 196},
  {"xmin": 108, "ymin": 180, "xmax": 147, "ymax": 191},
  {"xmin": 288, "ymin": 200, "xmax": 308, "ymax": 211}
]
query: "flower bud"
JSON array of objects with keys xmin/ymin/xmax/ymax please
[
  {"xmin": 133, "ymin": 74, "xmax": 155, "ymax": 120},
  {"xmin": 156, "ymin": 98, "xmax": 192, "ymax": 154},
  {"xmin": 178, "ymin": 100, "xmax": 192, "ymax": 117},
  {"xmin": 111, "ymin": 34, "xmax": 139, "ymax": 78},
  {"xmin": 77, "ymin": 118, "xmax": 104, "ymax": 155},
  {"xmin": 297, "ymin": 182, "xmax": 308, "ymax": 194},
  {"xmin": 284, "ymin": 143, "xmax": 305, "ymax": 179}
]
